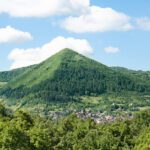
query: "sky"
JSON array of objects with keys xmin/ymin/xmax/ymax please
[{"xmin": 0, "ymin": 0, "xmax": 150, "ymax": 71}]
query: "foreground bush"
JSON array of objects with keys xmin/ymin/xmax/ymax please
[{"xmin": 0, "ymin": 104, "xmax": 149, "ymax": 150}]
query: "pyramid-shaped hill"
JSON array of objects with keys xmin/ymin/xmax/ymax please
[{"xmin": 1, "ymin": 48, "xmax": 149, "ymax": 102}]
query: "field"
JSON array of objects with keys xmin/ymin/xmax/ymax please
[{"xmin": 0, "ymin": 82, "xmax": 6, "ymax": 88}]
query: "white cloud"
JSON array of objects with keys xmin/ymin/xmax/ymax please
[
  {"xmin": 0, "ymin": 0, "xmax": 90, "ymax": 17},
  {"xmin": 0, "ymin": 26, "xmax": 33, "ymax": 44},
  {"xmin": 62, "ymin": 6, "xmax": 133, "ymax": 33},
  {"xmin": 8, "ymin": 36, "xmax": 93, "ymax": 69},
  {"xmin": 0, "ymin": 0, "xmax": 134, "ymax": 33},
  {"xmin": 136, "ymin": 17, "xmax": 150, "ymax": 31},
  {"xmin": 104, "ymin": 46, "xmax": 120, "ymax": 54}
]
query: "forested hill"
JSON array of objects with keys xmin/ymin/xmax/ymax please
[
  {"xmin": 0, "ymin": 49, "xmax": 150, "ymax": 102},
  {"xmin": 112, "ymin": 67, "xmax": 150, "ymax": 85},
  {"xmin": 0, "ymin": 65, "xmax": 35, "ymax": 82}
]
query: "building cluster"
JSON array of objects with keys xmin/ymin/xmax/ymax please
[
  {"xmin": 75, "ymin": 109, "xmax": 116, "ymax": 124},
  {"xmin": 47, "ymin": 108, "xmax": 131, "ymax": 124}
]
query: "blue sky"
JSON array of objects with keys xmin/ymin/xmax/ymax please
[{"xmin": 0, "ymin": 0, "xmax": 150, "ymax": 71}]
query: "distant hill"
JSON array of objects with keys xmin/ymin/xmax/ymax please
[
  {"xmin": 0, "ymin": 49, "xmax": 149, "ymax": 103},
  {"xmin": 0, "ymin": 65, "xmax": 35, "ymax": 82},
  {"xmin": 112, "ymin": 67, "xmax": 150, "ymax": 84}
]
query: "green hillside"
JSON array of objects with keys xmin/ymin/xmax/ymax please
[
  {"xmin": 112, "ymin": 67, "xmax": 150, "ymax": 85},
  {"xmin": 0, "ymin": 65, "xmax": 35, "ymax": 82},
  {"xmin": 8, "ymin": 49, "xmax": 67, "ymax": 88},
  {"xmin": 0, "ymin": 49, "xmax": 149, "ymax": 103}
]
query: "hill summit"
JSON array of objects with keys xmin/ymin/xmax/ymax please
[{"xmin": 0, "ymin": 48, "xmax": 149, "ymax": 102}]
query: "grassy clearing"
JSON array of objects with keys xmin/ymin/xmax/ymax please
[
  {"xmin": 0, "ymin": 82, "xmax": 7, "ymax": 88},
  {"xmin": 80, "ymin": 96, "xmax": 102, "ymax": 104}
]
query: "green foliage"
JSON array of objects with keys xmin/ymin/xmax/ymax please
[
  {"xmin": 0, "ymin": 124, "xmax": 32, "ymax": 150},
  {"xmin": 134, "ymin": 127, "xmax": 150, "ymax": 150},
  {"xmin": 112, "ymin": 67, "xmax": 150, "ymax": 85},
  {"xmin": 133, "ymin": 109, "xmax": 150, "ymax": 127},
  {"xmin": 0, "ymin": 82, "xmax": 7, "ymax": 89},
  {"xmin": 0, "ymin": 65, "xmax": 34, "ymax": 82},
  {"xmin": 0, "ymin": 103, "xmax": 6, "ymax": 117},
  {"xmin": 13, "ymin": 110, "xmax": 33, "ymax": 130},
  {"xmin": 0, "ymin": 105, "xmax": 149, "ymax": 150}
]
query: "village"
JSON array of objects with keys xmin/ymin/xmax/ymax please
[{"xmin": 48, "ymin": 108, "xmax": 132, "ymax": 124}]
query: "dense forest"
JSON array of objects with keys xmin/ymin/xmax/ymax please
[
  {"xmin": 0, "ymin": 49, "xmax": 150, "ymax": 103},
  {"xmin": 0, "ymin": 65, "xmax": 34, "ymax": 82},
  {"xmin": 0, "ymin": 104, "xmax": 149, "ymax": 150},
  {"xmin": 112, "ymin": 67, "xmax": 150, "ymax": 85}
]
